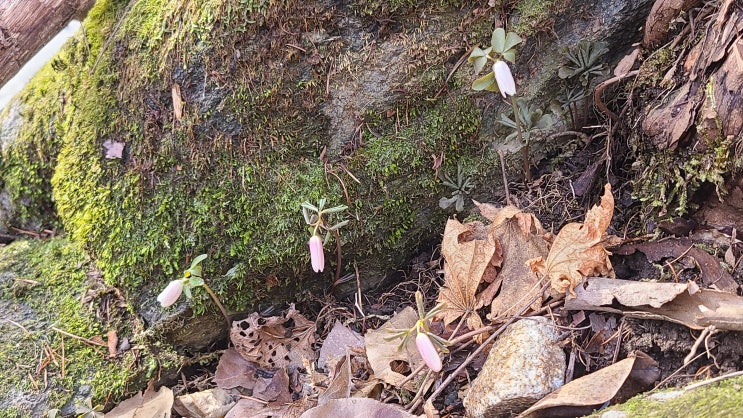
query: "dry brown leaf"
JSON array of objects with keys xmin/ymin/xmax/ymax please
[
  {"xmin": 102, "ymin": 140, "xmax": 125, "ymax": 159},
  {"xmin": 300, "ymin": 398, "xmax": 417, "ymax": 418},
  {"xmin": 172, "ymin": 83, "xmax": 183, "ymax": 121},
  {"xmin": 613, "ymin": 238, "xmax": 738, "ymax": 293},
  {"xmin": 565, "ymin": 277, "xmax": 743, "ymax": 331},
  {"xmin": 520, "ymin": 352, "xmax": 658, "ymax": 418},
  {"xmin": 105, "ymin": 386, "xmax": 173, "ymax": 418},
  {"xmin": 230, "ymin": 305, "xmax": 316, "ymax": 370},
  {"xmin": 318, "ymin": 355, "xmax": 352, "ymax": 405},
  {"xmin": 317, "ymin": 320, "xmax": 364, "ymax": 371},
  {"xmin": 528, "ymin": 183, "xmax": 615, "ymax": 295},
  {"xmin": 214, "ymin": 347, "xmax": 259, "ymax": 390},
  {"xmin": 173, "ymin": 388, "xmax": 237, "ymax": 418},
  {"xmin": 225, "ymin": 398, "xmax": 289, "ymax": 418},
  {"xmin": 364, "ymin": 307, "xmax": 422, "ymax": 389},
  {"xmin": 435, "ymin": 219, "xmax": 501, "ymax": 332},
  {"xmin": 614, "ymin": 47, "xmax": 639, "ymax": 77},
  {"xmin": 481, "ymin": 203, "xmax": 550, "ymax": 319},
  {"xmin": 107, "ymin": 329, "xmax": 118, "ymax": 358}
]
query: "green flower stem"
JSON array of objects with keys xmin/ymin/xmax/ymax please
[
  {"xmin": 333, "ymin": 228, "xmax": 342, "ymax": 286},
  {"xmin": 510, "ymin": 95, "xmax": 530, "ymax": 183},
  {"xmin": 201, "ymin": 282, "xmax": 231, "ymax": 330}
]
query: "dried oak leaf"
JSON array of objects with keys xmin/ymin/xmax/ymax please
[
  {"xmin": 528, "ymin": 183, "xmax": 615, "ymax": 295},
  {"xmin": 476, "ymin": 203, "xmax": 550, "ymax": 319},
  {"xmin": 435, "ymin": 219, "xmax": 502, "ymax": 332}
]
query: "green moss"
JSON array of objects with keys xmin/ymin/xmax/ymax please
[
  {"xmin": 1, "ymin": 0, "xmax": 494, "ymax": 326},
  {"xmin": 638, "ymin": 46, "xmax": 676, "ymax": 89},
  {"xmin": 353, "ymin": 0, "xmax": 468, "ymax": 16},
  {"xmin": 487, "ymin": 0, "xmax": 570, "ymax": 38},
  {"xmin": 587, "ymin": 377, "xmax": 743, "ymax": 417},
  {"xmin": 0, "ymin": 238, "xmax": 142, "ymax": 416}
]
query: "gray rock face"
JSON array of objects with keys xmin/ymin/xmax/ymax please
[
  {"xmin": 0, "ymin": 102, "xmax": 23, "ymax": 233},
  {"xmin": 463, "ymin": 317, "xmax": 566, "ymax": 418}
]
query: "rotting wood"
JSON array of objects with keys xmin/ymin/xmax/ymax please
[{"xmin": 641, "ymin": 0, "xmax": 742, "ymax": 150}]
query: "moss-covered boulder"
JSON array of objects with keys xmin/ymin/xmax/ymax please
[{"xmin": 1, "ymin": 0, "xmax": 655, "ymax": 313}]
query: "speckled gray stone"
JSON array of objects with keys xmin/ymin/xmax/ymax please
[{"xmin": 463, "ymin": 317, "xmax": 566, "ymax": 418}]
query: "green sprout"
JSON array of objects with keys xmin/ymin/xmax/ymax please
[
  {"xmin": 301, "ymin": 198, "xmax": 349, "ymax": 239},
  {"xmin": 558, "ymin": 40, "xmax": 609, "ymax": 128},
  {"xmin": 558, "ymin": 40, "xmax": 609, "ymax": 87},
  {"xmin": 497, "ymin": 98, "xmax": 554, "ymax": 146},
  {"xmin": 74, "ymin": 397, "xmax": 103, "ymax": 418},
  {"xmin": 468, "ymin": 28, "xmax": 522, "ymax": 93},
  {"xmin": 439, "ymin": 163, "xmax": 475, "ymax": 212},
  {"xmin": 468, "ymin": 28, "xmax": 538, "ymax": 182}
]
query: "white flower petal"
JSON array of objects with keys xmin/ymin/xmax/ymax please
[
  {"xmin": 493, "ymin": 60, "xmax": 516, "ymax": 98},
  {"xmin": 308, "ymin": 235, "xmax": 325, "ymax": 272},
  {"xmin": 157, "ymin": 280, "xmax": 184, "ymax": 307}
]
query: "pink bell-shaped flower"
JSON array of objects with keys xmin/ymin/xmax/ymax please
[
  {"xmin": 416, "ymin": 332, "xmax": 442, "ymax": 372},
  {"xmin": 157, "ymin": 279, "xmax": 184, "ymax": 307},
  {"xmin": 308, "ymin": 235, "xmax": 325, "ymax": 272},
  {"xmin": 492, "ymin": 60, "xmax": 516, "ymax": 98}
]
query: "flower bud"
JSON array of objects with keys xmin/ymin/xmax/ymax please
[
  {"xmin": 308, "ymin": 235, "xmax": 325, "ymax": 272},
  {"xmin": 157, "ymin": 280, "xmax": 184, "ymax": 307},
  {"xmin": 492, "ymin": 60, "xmax": 516, "ymax": 98},
  {"xmin": 416, "ymin": 332, "xmax": 442, "ymax": 372}
]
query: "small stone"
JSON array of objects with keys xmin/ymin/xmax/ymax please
[{"xmin": 463, "ymin": 317, "xmax": 566, "ymax": 418}]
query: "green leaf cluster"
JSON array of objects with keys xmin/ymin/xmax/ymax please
[
  {"xmin": 438, "ymin": 163, "xmax": 474, "ymax": 212},
  {"xmin": 497, "ymin": 98, "xmax": 553, "ymax": 144},
  {"xmin": 558, "ymin": 40, "xmax": 609, "ymax": 86},
  {"xmin": 468, "ymin": 28, "xmax": 522, "ymax": 92}
]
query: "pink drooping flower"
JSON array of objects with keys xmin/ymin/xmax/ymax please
[
  {"xmin": 416, "ymin": 332, "xmax": 442, "ymax": 372},
  {"xmin": 308, "ymin": 235, "xmax": 325, "ymax": 272},
  {"xmin": 157, "ymin": 279, "xmax": 184, "ymax": 307},
  {"xmin": 493, "ymin": 60, "xmax": 516, "ymax": 98}
]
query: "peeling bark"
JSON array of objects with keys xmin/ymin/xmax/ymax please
[
  {"xmin": 0, "ymin": 0, "xmax": 96, "ymax": 87},
  {"xmin": 641, "ymin": 0, "xmax": 742, "ymax": 150}
]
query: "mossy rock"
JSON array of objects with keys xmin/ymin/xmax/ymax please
[
  {"xmin": 587, "ymin": 376, "xmax": 743, "ymax": 417},
  {"xmin": 0, "ymin": 238, "xmax": 159, "ymax": 417}
]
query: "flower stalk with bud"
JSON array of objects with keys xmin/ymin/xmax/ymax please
[
  {"xmin": 469, "ymin": 28, "xmax": 532, "ymax": 182},
  {"xmin": 386, "ymin": 291, "xmax": 449, "ymax": 372},
  {"xmin": 301, "ymin": 198, "xmax": 349, "ymax": 282},
  {"xmin": 157, "ymin": 254, "xmax": 231, "ymax": 329}
]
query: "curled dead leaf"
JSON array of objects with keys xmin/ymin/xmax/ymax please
[
  {"xmin": 480, "ymin": 203, "xmax": 550, "ymax": 319},
  {"xmin": 520, "ymin": 352, "xmax": 658, "ymax": 417},
  {"xmin": 528, "ymin": 183, "xmax": 615, "ymax": 295}
]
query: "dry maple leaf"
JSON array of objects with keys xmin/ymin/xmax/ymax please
[
  {"xmin": 435, "ymin": 219, "xmax": 502, "ymax": 332},
  {"xmin": 528, "ymin": 183, "xmax": 615, "ymax": 295}
]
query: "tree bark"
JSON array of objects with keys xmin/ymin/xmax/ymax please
[{"xmin": 0, "ymin": 0, "xmax": 96, "ymax": 88}]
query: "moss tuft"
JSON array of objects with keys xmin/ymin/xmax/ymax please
[{"xmin": 0, "ymin": 238, "xmax": 145, "ymax": 416}]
